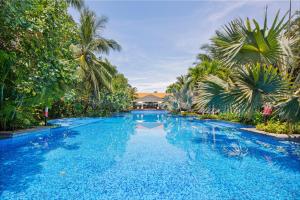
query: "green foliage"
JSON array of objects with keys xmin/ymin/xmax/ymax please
[
  {"xmin": 49, "ymin": 73, "xmax": 135, "ymax": 118},
  {"xmin": 276, "ymin": 95, "xmax": 300, "ymax": 123},
  {"xmin": 0, "ymin": 0, "xmax": 78, "ymax": 130},
  {"xmin": 164, "ymin": 76, "xmax": 193, "ymax": 112},
  {"xmin": 256, "ymin": 121, "xmax": 300, "ymax": 134},
  {"xmin": 98, "ymin": 74, "xmax": 136, "ymax": 114},
  {"xmin": 0, "ymin": 0, "xmax": 131, "ymax": 130},
  {"xmin": 71, "ymin": 8, "xmax": 121, "ymax": 98},
  {"xmin": 188, "ymin": 60, "xmax": 230, "ymax": 85},
  {"xmin": 284, "ymin": 11, "xmax": 300, "ymax": 81},
  {"xmin": 198, "ymin": 113, "xmax": 241, "ymax": 122},
  {"xmin": 195, "ymin": 63, "xmax": 289, "ymax": 118},
  {"xmin": 212, "ymin": 11, "xmax": 287, "ymax": 67},
  {"xmin": 165, "ymin": 9, "xmax": 299, "ymax": 134},
  {"xmin": 197, "ymin": 112, "xmax": 264, "ymax": 125}
]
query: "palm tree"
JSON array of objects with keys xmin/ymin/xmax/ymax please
[
  {"xmin": 66, "ymin": 0, "xmax": 84, "ymax": 9},
  {"xmin": 164, "ymin": 90, "xmax": 180, "ymax": 112},
  {"xmin": 212, "ymin": 11, "xmax": 288, "ymax": 68},
  {"xmin": 284, "ymin": 11, "xmax": 300, "ymax": 81},
  {"xmin": 164, "ymin": 77, "xmax": 193, "ymax": 112},
  {"xmin": 188, "ymin": 60, "xmax": 230, "ymax": 85},
  {"xmin": 193, "ymin": 44, "xmax": 215, "ymax": 65},
  {"xmin": 71, "ymin": 8, "xmax": 121, "ymax": 98},
  {"xmin": 195, "ymin": 64, "xmax": 289, "ymax": 118}
]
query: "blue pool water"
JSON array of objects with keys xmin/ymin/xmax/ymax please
[{"xmin": 0, "ymin": 111, "xmax": 299, "ymax": 200}]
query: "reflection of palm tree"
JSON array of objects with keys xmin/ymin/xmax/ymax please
[{"xmin": 223, "ymin": 143, "xmax": 248, "ymax": 157}]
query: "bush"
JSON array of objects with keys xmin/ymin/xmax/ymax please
[
  {"xmin": 197, "ymin": 113, "xmax": 241, "ymax": 122},
  {"xmin": 251, "ymin": 112, "xmax": 264, "ymax": 125},
  {"xmin": 256, "ymin": 121, "xmax": 300, "ymax": 134},
  {"xmin": 181, "ymin": 111, "xmax": 198, "ymax": 116},
  {"xmin": 198, "ymin": 114, "xmax": 220, "ymax": 120}
]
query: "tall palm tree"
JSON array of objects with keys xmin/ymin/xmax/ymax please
[
  {"xmin": 71, "ymin": 8, "xmax": 121, "ymax": 98},
  {"xmin": 212, "ymin": 11, "xmax": 288, "ymax": 67}
]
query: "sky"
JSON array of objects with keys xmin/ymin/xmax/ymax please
[{"xmin": 69, "ymin": 0, "xmax": 299, "ymax": 92}]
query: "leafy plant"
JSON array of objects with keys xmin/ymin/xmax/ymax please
[
  {"xmin": 71, "ymin": 8, "xmax": 121, "ymax": 98},
  {"xmin": 256, "ymin": 121, "xmax": 300, "ymax": 134},
  {"xmin": 211, "ymin": 11, "xmax": 287, "ymax": 67}
]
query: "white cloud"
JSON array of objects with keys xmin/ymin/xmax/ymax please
[
  {"xmin": 137, "ymin": 81, "xmax": 174, "ymax": 92},
  {"xmin": 81, "ymin": 0, "xmax": 296, "ymax": 92},
  {"xmin": 207, "ymin": 1, "xmax": 248, "ymax": 22}
]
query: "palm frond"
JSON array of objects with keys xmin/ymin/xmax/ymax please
[
  {"xmin": 276, "ymin": 96, "xmax": 300, "ymax": 123},
  {"xmin": 194, "ymin": 64, "xmax": 289, "ymax": 117},
  {"xmin": 211, "ymin": 10, "xmax": 287, "ymax": 67},
  {"xmin": 65, "ymin": 0, "xmax": 84, "ymax": 9}
]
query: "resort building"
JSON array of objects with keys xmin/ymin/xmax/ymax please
[{"xmin": 133, "ymin": 92, "xmax": 169, "ymax": 110}]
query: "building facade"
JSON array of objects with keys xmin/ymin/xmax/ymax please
[{"xmin": 133, "ymin": 93, "xmax": 168, "ymax": 110}]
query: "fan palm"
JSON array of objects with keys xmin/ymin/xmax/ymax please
[
  {"xmin": 212, "ymin": 11, "xmax": 288, "ymax": 67},
  {"xmin": 284, "ymin": 11, "xmax": 300, "ymax": 82},
  {"xmin": 195, "ymin": 64, "xmax": 289, "ymax": 118},
  {"xmin": 72, "ymin": 8, "xmax": 121, "ymax": 98},
  {"xmin": 276, "ymin": 94, "xmax": 300, "ymax": 124}
]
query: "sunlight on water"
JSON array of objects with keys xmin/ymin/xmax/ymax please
[{"xmin": 0, "ymin": 111, "xmax": 299, "ymax": 199}]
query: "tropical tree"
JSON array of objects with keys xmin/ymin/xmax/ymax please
[
  {"xmin": 188, "ymin": 60, "xmax": 230, "ymax": 85},
  {"xmin": 71, "ymin": 8, "xmax": 121, "ymax": 98},
  {"xmin": 91, "ymin": 73, "xmax": 136, "ymax": 115},
  {"xmin": 66, "ymin": 0, "xmax": 84, "ymax": 9},
  {"xmin": 211, "ymin": 11, "xmax": 288, "ymax": 68},
  {"xmin": 0, "ymin": 0, "xmax": 78, "ymax": 130},
  {"xmin": 194, "ymin": 44, "xmax": 215, "ymax": 65},
  {"xmin": 283, "ymin": 10, "xmax": 300, "ymax": 81},
  {"xmin": 164, "ymin": 77, "xmax": 193, "ymax": 112},
  {"xmin": 195, "ymin": 10, "xmax": 300, "ymax": 126},
  {"xmin": 195, "ymin": 64, "xmax": 289, "ymax": 118}
]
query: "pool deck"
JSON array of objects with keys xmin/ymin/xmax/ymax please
[
  {"xmin": 241, "ymin": 127, "xmax": 300, "ymax": 142},
  {"xmin": 0, "ymin": 126, "xmax": 54, "ymax": 139}
]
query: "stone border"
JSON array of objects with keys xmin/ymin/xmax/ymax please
[
  {"xmin": 0, "ymin": 126, "xmax": 56, "ymax": 139},
  {"xmin": 241, "ymin": 127, "xmax": 300, "ymax": 142}
]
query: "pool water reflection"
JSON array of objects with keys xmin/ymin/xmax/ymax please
[{"xmin": 0, "ymin": 111, "xmax": 299, "ymax": 199}]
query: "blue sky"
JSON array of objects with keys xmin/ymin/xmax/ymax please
[{"xmin": 69, "ymin": 0, "xmax": 299, "ymax": 92}]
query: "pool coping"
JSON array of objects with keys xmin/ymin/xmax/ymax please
[
  {"xmin": 0, "ymin": 126, "xmax": 55, "ymax": 139},
  {"xmin": 240, "ymin": 127, "xmax": 300, "ymax": 142},
  {"xmin": 184, "ymin": 116, "xmax": 300, "ymax": 142}
]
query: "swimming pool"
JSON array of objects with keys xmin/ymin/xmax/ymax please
[{"xmin": 0, "ymin": 111, "xmax": 299, "ymax": 199}]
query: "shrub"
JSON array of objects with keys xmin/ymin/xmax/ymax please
[
  {"xmin": 256, "ymin": 121, "xmax": 300, "ymax": 134},
  {"xmin": 198, "ymin": 114, "xmax": 219, "ymax": 120}
]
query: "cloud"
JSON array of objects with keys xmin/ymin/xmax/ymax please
[
  {"xmin": 207, "ymin": 1, "xmax": 248, "ymax": 22},
  {"xmin": 137, "ymin": 81, "xmax": 174, "ymax": 92},
  {"xmin": 79, "ymin": 0, "xmax": 295, "ymax": 92}
]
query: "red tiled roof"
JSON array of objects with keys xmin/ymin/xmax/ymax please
[{"xmin": 136, "ymin": 93, "xmax": 169, "ymax": 99}]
